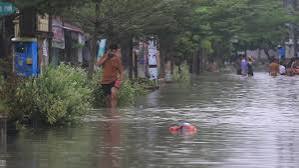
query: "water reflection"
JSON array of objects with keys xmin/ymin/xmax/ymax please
[
  {"xmin": 0, "ymin": 118, "xmax": 7, "ymax": 168},
  {"xmin": 100, "ymin": 108, "xmax": 121, "ymax": 168}
]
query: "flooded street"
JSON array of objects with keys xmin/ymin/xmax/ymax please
[{"xmin": 2, "ymin": 72, "xmax": 299, "ymax": 168}]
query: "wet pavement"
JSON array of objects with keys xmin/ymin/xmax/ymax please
[{"xmin": 1, "ymin": 72, "xmax": 299, "ymax": 168}]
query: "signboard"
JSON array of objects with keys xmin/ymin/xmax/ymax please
[
  {"xmin": 0, "ymin": 2, "xmax": 16, "ymax": 16},
  {"xmin": 97, "ymin": 39, "xmax": 106, "ymax": 59},
  {"xmin": 52, "ymin": 18, "xmax": 65, "ymax": 49},
  {"xmin": 37, "ymin": 14, "xmax": 49, "ymax": 32}
]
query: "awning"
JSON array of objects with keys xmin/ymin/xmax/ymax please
[{"xmin": 63, "ymin": 22, "xmax": 84, "ymax": 34}]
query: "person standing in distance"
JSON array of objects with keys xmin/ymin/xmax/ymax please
[
  {"xmin": 269, "ymin": 58, "xmax": 280, "ymax": 76},
  {"xmin": 97, "ymin": 44, "xmax": 124, "ymax": 108},
  {"xmin": 240, "ymin": 55, "xmax": 248, "ymax": 76}
]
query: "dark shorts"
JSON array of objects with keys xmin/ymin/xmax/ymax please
[
  {"xmin": 102, "ymin": 81, "xmax": 115, "ymax": 96},
  {"xmin": 149, "ymin": 65, "xmax": 157, "ymax": 68}
]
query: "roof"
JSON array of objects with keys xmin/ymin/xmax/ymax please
[{"xmin": 63, "ymin": 22, "xmax": 84, "ymax": 34}]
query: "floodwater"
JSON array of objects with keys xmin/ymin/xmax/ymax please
[{"xmin": 1, "ymin": 72, "xmax": 299, "ymax": 168}]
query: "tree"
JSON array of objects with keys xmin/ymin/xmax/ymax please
[
  {"xmin": 175, "ymin": 0, "xmax": 292, "ymax": 73},
  {"xmin": 61, "ymin": 0, "xmax": 193, "ymax": 77},
  {"xmin": 15, "ymin": 0, "xmax": 88, "ymax": 14}
]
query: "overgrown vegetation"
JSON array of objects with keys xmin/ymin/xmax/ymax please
[
  {"xmin": 91, "ymin": 70, "xmax": 156, "ymax": 108},
  {"xmin": 173, "ymin": 63, "xmax": 191, "ymax": 84},
  {"xmin": 7, "ymin": 0, "xmax": 297, "ymax": 75},
  {"xmin": 0, "ymin": 76, "xmax": 7, "ymax": 114},
  {"xmin": 1, "ymin": 65, "xmax": 92, "ymax": 125},
  {"xmin": 0, "ymin": 65, "xmax": 153, "ymax": 126}
]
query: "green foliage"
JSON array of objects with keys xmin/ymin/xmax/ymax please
[
  {"xmin": 0, "ymin": 76, "xmax": 7, "ymax": 114},
  {"xmin": 171, "ymin": 0, "xmax": 292, "ymax": 63},
  {"xmin": 63, "ymin": 0, "xmax": 189, "ymax": 41},
  {"xmin": 0, "ymin": 75, "xmax": 4, "ymax": 90},
  {"xmin": 90, "ymin": 69, "xmax": 105, "ymax": 108},
  {"xmin": 117, "ymin": 80, "xmax": 137, "ymax": 106},
  {"xmin": 7, "ymin": 65, "xmax": 92, "ymax": 126},
  {"xmin": 174, "ymin": 32, "xmax": 198, "ymax": 62},
  {"xmin": 0, "ymin": 76, "xmax": 25, "ymax": 121},
  {"xmin": 14, "ymin": 0, "xmax": 294, "ymax": 65},
  {"xmin": 15, "ymin": 0, "xmax": 88, "ymax": 14},
  {"xmin": 0, "ymin": 101, "xmax": 6, "ymax": 114},
  {"xmin": 200, "ymin": 39, "xmax": 213, "ymax": 54},
  {"xmin": 131, "ymin": 78, "xmax": 157, "ymax": 93},
  {"xmin": 173, "ymin": 63, "xmax": 191, "ymax": 84},
  {"xmin": 91, "ymin": 69, "xmax": 151, "ymax": 108},
  {"xmin": 1, "ymin": 65, "xmax": 150, "ymax": 125}
]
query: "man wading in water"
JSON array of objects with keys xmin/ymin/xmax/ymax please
[{"xmin": 97, "ymin": 44, "xmax": 124, "ymax": 108}]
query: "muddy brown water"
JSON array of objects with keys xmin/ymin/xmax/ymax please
[{"xmin": 1, "ymin": 72, "xmax": 299, "ymax": 168}]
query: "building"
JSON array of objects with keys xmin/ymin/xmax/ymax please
[
  {"xmin": 12, "ymin": 10, "xmax": 51, "ymax": 74},
  {"xmin": 12, "ymin": 11, "xmax": 87, "ymax": 76}
]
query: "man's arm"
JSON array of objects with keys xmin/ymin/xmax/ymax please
[{"xmin": 96, "ymin": 54, "xmax": 109, "ymax": 66}]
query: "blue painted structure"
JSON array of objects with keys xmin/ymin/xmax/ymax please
[{"xmin": 13, "ymin": 39, "xmax": 39, "ymax": 77}]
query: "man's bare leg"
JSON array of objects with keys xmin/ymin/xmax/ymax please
[
  {"xmin": 106, "ymin": 95, "xmax": 112, "ymax": 108},
  {"xmin": 110, "ymin": 87, "xmax": 118, "ymax": 109}
]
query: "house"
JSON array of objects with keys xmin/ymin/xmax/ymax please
[{"xmin": 12, "ymin": 10, "xmax": 87, "ymax": 76}]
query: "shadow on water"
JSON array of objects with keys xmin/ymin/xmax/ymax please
[
  {"xmin": 99, "ymin": 108, "xmax": 121, "ymax": 168},
  {"xmin": 2, "ymin": 72, "xmax": 299, "ymax": 168}
]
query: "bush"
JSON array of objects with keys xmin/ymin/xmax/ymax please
[
  {"xmin": 173, "ymin": 63, "xmax": 191, "ymax": 84},
  {"xmin": 0, "ymin": 75, "xmax": 4, "ymax": 86},
  {"xmin": 0, "ymin": 76, "xmax": 25, "ymax": 121},
  {"xmin": 0, "ymin": 101, "xmax": 6, "ymax": 114},
  {"xmin": 1, "ymin": 65, "xmax": 153, "ymax": 125},
  {"xmin": 91, "ymin": 79, "xmax": 139, "ymax": 108},
  {"xmin": 90, "ymin": 69, "xmax": 105, "ymax": 108},
  {"xmin": 117, "ymin": 80, "xmax": 137, "ymax": 106},
  {"xmin": 0, "ymin": 76, "xmax": 8, "ymax": 114},
  {"xmin": 11, "ymin": 64, "xmax": 92, "ymax": 125}
]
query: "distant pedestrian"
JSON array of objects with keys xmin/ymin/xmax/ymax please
[
  {"xmin": 291, "ymin": 57, "xmax": 299, "ymax": 75},
  {"xmin": 147, "ymin": 40, "xmax": 160, "ymax": 87},
  {"xmin": 240, "ymin": 55, "xmax": 248, "ymax": 76},
  {"xmin": 269, "ymin": 58, "xmax": 279, "ymax": 76},
  {"xmin": 234, "ymin": 56, "xmax": 242, "ymax": 75},
  {"xmin": 279, "ymin": 61, "xmax": 286, "ymax": 75},
  {"xmin": 278, "ymin": 45, "xmax": 285, "ymax": 61},
  {"xmin": 247, "ymin": 56, "xmax": 254, "ymax": 76},
  {"xmin": 96, "ymin": 44, "xmax": 124, "ymax": 108},
  {"xmin": 286, "ymin": 58, "xmax": 295, "ymax": 76}
]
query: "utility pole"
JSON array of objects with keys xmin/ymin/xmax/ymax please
[
  {"xmin": 294, "ymin": 0, "xmax": 298, "ymax": 57},
  {"xmin": 293, "ymin": 25, "xmax": 298, "ymax": 57}
]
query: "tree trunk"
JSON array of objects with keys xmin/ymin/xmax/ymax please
[
  {"xmin": 133, "ymin": 47, "xmax": 138, "ymax": 78},
  {"xmin": 88, "ymin": 1, "xmax": 101, "ymax": 78},
  {"xmin": 128, "ymin": 37, "xmax": 133, "ymax": 79},
  {"xmin": 2, "ymin": 17, "xmax": 8, "ymax": 61},
  {"xmin": 264, "ymin": 48, "xmax": 272, "ymax": 61},
  {"xmin": 1, "ymin": 15, "xmax": 14, "ymax": 77},
  {"xmin": 192, "ymin": 48, "xmax": 201, "ymax": 75},
  {"xmin": 159, "ymin": 48, "xmax": 166, "ymax": 78},
  {"xmin": 170, "ymin": 56, "xmax": 174, "ymax": 74},
  {"xmin": 257, "ymin": 48, "xmax": 261, "ymax": 61},
  {"xmin": 200, "ymin": 48, "xmax": 204, "ymax": 73},
  {"xmin": 294, "ymin": 29, "xmax": 298, "ymax": 57}
]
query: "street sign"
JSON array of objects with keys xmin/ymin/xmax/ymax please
[{"xmin": 0, "ymin": 2, "xmax": 16, "ymax": 16}]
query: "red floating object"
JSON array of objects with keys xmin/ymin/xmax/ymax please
[{"xmin": 169, "ymin": 122, "xmax": 198, "ymax": 135}]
